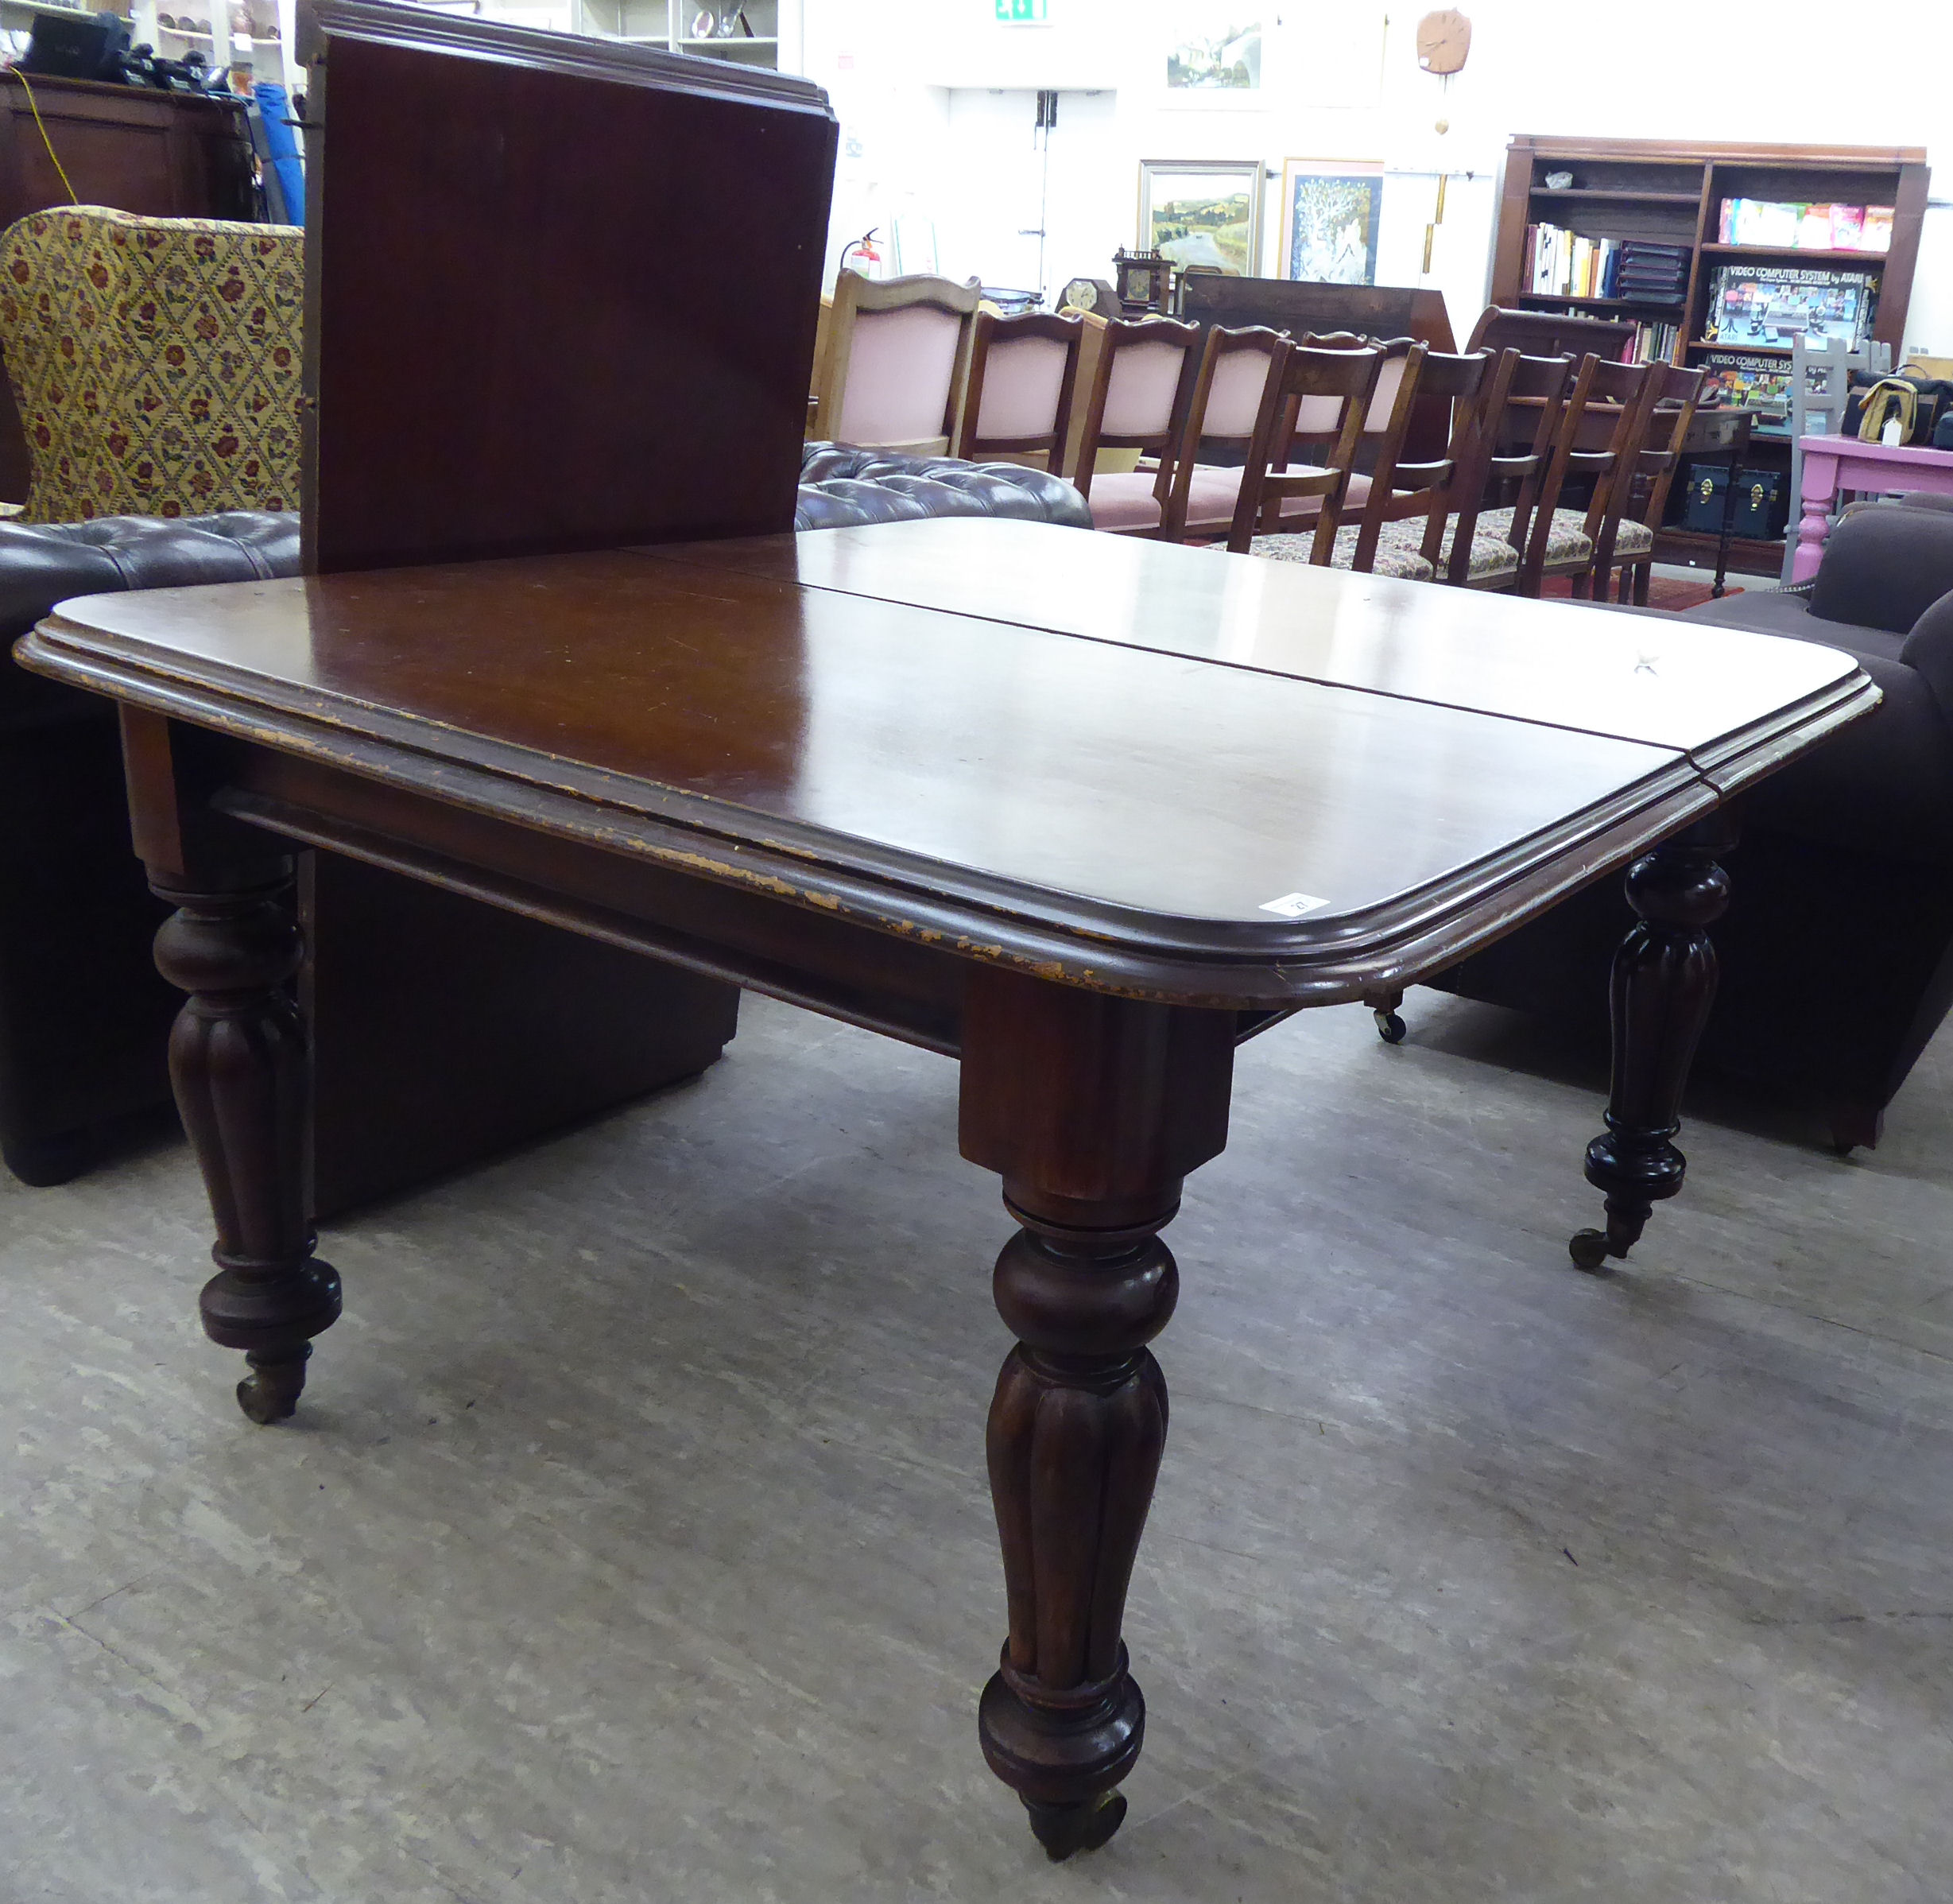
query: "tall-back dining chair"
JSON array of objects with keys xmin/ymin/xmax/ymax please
[
  {"xmin": 1440, "ymin": 351, "xmax": 1575, "ymax": 591},
  {"xmin": 812, "ymin": 270, "xmax": 982, "ymax": 455},
  {"xmin": 1224, "ymin": 342, "xmax": 1387, "ymax": 556},
  {"xmin": 1493, "ymin": 355, "xmax": 1659, "ymax": 595},
  {"xmin": 1316, "ymin": 346, "xmax": 1509, "ymax": 584},
  {"xmin": 1161, "ymin": 324, "xmax": 1292, "ymax": 541},
  {"xmin": 1595, "ymin": 362, "xmax": 1706, "ymax": 603},
  {"xmin": 951, "ymin": 309, "xmax": 1085, "ymax": 468},
  {"xmin": 1561, "ymin": 357, "xmax": 1669, "ymax": 598},
  {"xmin": 1374, "ymin": 344, "xmax": 1518, "ymax": 587},
  {"xmin": 1781, "ymin": 332, "xmax": 1895, "ymax": 584},
  {"xmin": 1067, "ymin": 316, "xmax": 1203, "ymax": 537}
]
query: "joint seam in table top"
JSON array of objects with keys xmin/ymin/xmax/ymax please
[{"xmin": 625, "ymin": 537, "xmax": 1870, "ymax": 778}]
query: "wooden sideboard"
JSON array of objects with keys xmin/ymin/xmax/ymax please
[{"xmin": 1173, "ymin": 277, "xmax": 1457, "ymax": 462}]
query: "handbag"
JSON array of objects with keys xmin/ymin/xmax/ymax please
[{"xmin": 1842, "ymin": 369, "xmax": 1951, "ymax": 446}]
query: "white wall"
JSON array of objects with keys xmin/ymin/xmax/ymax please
[{"xmin": 791, "ymin": 0, "xmax": 1951, "ymax": 352}]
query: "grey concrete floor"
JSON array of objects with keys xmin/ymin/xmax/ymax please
[{"xmin": 2, "ymin": 987, "xmax": 1949, "ymax": 1903}]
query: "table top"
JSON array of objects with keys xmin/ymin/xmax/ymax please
[
  {"xmin": 19, "ymin": 522, "xmax": 1877, "ymax": 1006},
  {"xmin": 1797, "ymin": 434, "xmax": 1953, "ymax": 468},
  {"xmin": 1681, "ymin": 408, "xmax": 1759, "ymax": 450}
]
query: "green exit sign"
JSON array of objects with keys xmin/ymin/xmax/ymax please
[{"xmin": 996, "ymin": 0, "xmax": 1048, "ymax": 21}]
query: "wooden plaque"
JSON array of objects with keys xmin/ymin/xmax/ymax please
[{"xmin": 303, "ymin": 1, "xmax": 838, "ymax": 572}]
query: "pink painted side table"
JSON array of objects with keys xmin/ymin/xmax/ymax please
[{"xmin": 1792, "ymin": 435, "xmax": 1953, "ymax": 583}]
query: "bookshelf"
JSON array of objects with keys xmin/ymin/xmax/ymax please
[
  {"xmin": 1490, "ymin": 135, "xmax": 1930, "ymax": 576},
  {"xmin": 570, "ymin": 0, "xmax": 785, "ymax": 67}
]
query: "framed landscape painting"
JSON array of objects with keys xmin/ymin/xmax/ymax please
[
  {"xmin": 1280, "ymin": 160, "xmax": 1384, "ymax": 285},
  {"xmin": 1165, "ymin": 11, "xmax": 1261, "ymax": 91},
  {"xmin": 1138, "ymin": 159, "xmax": 1265, "ymax": 278}
]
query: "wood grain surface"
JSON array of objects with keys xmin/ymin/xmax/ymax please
[{"xmin": 18, "ymin": 522, "xmax": 1877, "ymax": 1006}]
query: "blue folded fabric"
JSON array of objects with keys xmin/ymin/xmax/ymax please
[{"xmin": 253, "ymin": 80, "xmax": 305, "ymax": 228}]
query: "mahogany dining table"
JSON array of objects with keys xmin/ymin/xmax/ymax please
[{"xmin": 17, "ymin": 518, "xmax": 1876, "ymax": 1860}]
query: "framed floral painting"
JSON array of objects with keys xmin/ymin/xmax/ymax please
[{"xmin": 1279, "ymin": 160, "xmax": 1384, "ymax": 286}]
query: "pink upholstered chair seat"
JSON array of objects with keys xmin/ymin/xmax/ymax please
[
  {"xmin": 1176, "ymin": 465, "xmax": 1372, "ymax": 539},
  {"xmin": 1087, "ymin": 470, "xmax": 1167, "ymax": 533}
]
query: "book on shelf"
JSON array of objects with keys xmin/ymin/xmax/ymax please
[
  {"xmin": 1524, "ymin": 226, "xmax": 1684, "ymax": 303},
  {"xmin": 1529, "ymin": 308, "xmax": 1678, "ymax": 363},
  {"xmin": 1715, "ymin": 198, "xmax": 1893, "ymax": 254},
  {"xmin": 1704, "ymin": 263, "xmax": 1879, "ymax": 351}
]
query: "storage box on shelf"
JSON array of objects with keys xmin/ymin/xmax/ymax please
[{"xmin": 1490, "ymin": 136, "xmax": 1928, "ymax": 579}]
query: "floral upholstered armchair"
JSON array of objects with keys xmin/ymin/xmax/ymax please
[{"xmin": 0, "ymin": 206, "xmax": 303, "ymax": 522}]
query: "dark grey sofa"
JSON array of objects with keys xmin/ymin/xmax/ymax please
[{"xmin": 1429, "ymin": 498, "xmax": 1953, "ymax": 1150}]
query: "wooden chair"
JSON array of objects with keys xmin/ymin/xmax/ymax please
[
  {"xmin": 1466, "ymin": 355, "xmax": 1659, "ymax": 595},
  {"xmin": 1066, "ymin": 316, "xmax": 1204, "ymax": 537},
  {"xmin": 951, "ymin": 309, "xmax": 1085, "ymax": 468},
  {"xmin": 811, "ymin": 270, "xmax": 982, "ymax": 455},
  {"xmin": 1302, "ymin": 346, "xmax": 1511, "ymax": 585},
  {"xmin": 1562, "ymin": 359, "xmax": 1669, "ymax": 598},
  {"xmin": 1214, "ymin": 330, "xmax": 1409, "ymax": 546},
  {"xmin": 1595, "ymin": 363, "xmax": 1707, "ymax": 604},
  {"xmin": 1432, "ymin": 351, "xmax": 1576, "ymax": 591},
  {"xmin": 1161, "ymin": 324, "xmax": 1292, "ymax": 541},
  {"xmin": 1780, "ymin": 332, "xmax": 1895, "ymax": 584},
  {"xmin": 1223, "ymin": 342, "xmax": 1387, "ymax": 556}
]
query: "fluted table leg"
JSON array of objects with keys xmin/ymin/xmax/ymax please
[
  {"xmin": 959, "ymin": 968, "xmax": 1234, "ymax": 1859},
  {"xmin": 1570, "ymin": 814, "xmax": 1735, "ymax": 1272},
  {"xmin": 151, "ymin": 869, "xmax": 340, "ymax": 1421}
]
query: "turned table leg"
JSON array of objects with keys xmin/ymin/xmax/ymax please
[
  {"xmin": 981, "ymin": 1181, "xmax": 1176, "ymax": 1859},
  {"xmin": 151, "ymin": 868, "xmax": 340, "ymax": 1421},
  {"xmin": 1569, "ymin": 816, "xmax": 1734, "ymax": 1272},
  {"xmin": 1789, "ymin": 447, "xmax": 1837, "ymax": 586},
  {"xmin": 959, "ymin": 968, "xmax": 1234, "ymax": 1859}
]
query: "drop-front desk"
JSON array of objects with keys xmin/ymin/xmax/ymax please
[{"xmin": 17, "ymin": 519, "xmax": 1876, "ymax": 1861}]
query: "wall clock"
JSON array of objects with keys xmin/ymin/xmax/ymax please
[{"xmin": 1415, "ymin": 9, "xmax": 1471, "ymax": 76}]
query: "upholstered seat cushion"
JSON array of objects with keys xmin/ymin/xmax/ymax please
[
  {"xmin": 1246, "ymin": 514, "xmax": 1519, "ymax": 584},
  {"xmin": 1086, "ymin": 469, "xmax": 1166, "ymax": 532},
  {"xmin": 1247, "ymin": 518, "xmax": 1434, "ymax": 581},
  {"xmin": 1473, "ymin": 505, "xmax": 1595, "ymax": 567},
  {"xmin": 1180, "ymin": 466, "xmax": 1370, "ymax": 538},
  {"xmin": 1611, "ymin": 518, "xmax": 1654, "ymax": 557}
]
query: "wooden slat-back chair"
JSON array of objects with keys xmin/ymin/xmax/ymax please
[
  {"xmin": 1447, "ymin": 351, "xmax": 1577, "ymax": 591},
  {"xmin": 1594, "ymin": 363, "xmax": 1707, "ymax": 604},
  {"xmin": 1223, "ymin": 343, "xmax": 1389, "ymax": 556},
  {"xmin": 1507, "ymin": 355, "xmax": 1660, "ymax": 595}
]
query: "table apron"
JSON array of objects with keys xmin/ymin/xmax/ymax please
[
  {"xmin": 193, "ymin": 736, "xmax": 1741, "ymax": 1033},
  {"xmin": 218, "ymin": 752, "xmax": 971, "ymax": 1058}
]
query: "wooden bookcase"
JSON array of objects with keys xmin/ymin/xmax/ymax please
[{"xmin": 1490, "ymin": 134, "xmax": 1930, "ymax": 576}]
